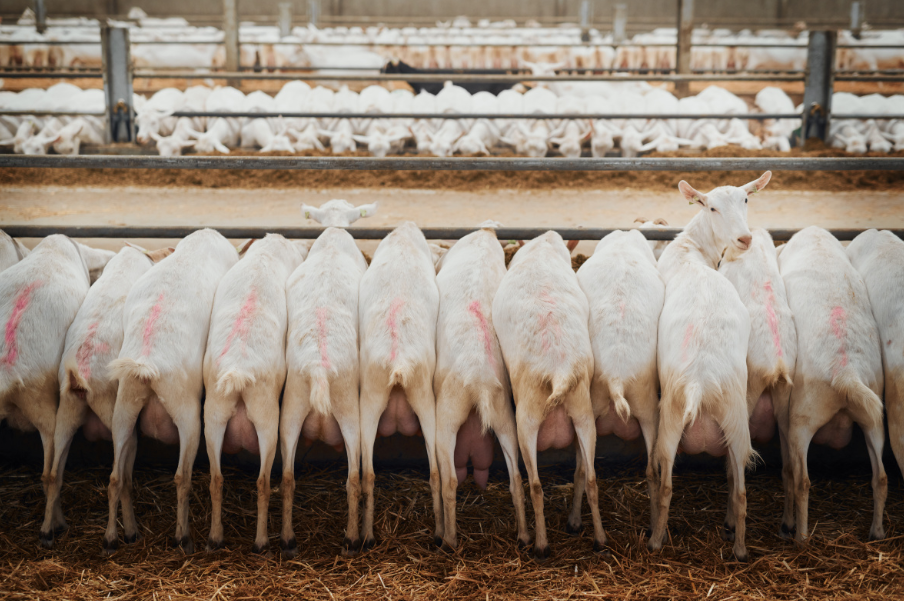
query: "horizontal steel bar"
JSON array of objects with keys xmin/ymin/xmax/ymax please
[
  {"xmin": 0, "ymin": 110, "xmax": 105, "ymax": 116},
  {"xmin": 159, "ymin": 111, "xmax": 802, "ymax": 120},
  {"xmin": 132, "ymin": 70, "xmax": 805, "ymax": 82},
  {"xmin": 834, "ymin": 75, "xmax": 904, "ymax": 82},
  {"xmin": 0, "ymin": 71, "xmax": 104, "ymax": 78},
  {"xmin": 2, "ymin": 224, "xmax": 899, "ymax": 242},
  {"xmin": 2, "ymin": 155, "xmax": 902, "ymax": 171}
]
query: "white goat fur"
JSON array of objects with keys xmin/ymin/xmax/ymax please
[
  {"xmin": 650, "ymin": 172, "xmax": 771, "ymax": 562},
  {"xmin": 576, "ymin": 229, "xmax": 665, "ymax": 531},
  {"xmin": 280, "ymin": 201, "xmax": 374, "ymax": 557},
  {"xmin": 433, "ymin": 227, "xmax": 529, "ymax": 550},
  {"xmin": 778, "ymin": 226, "xmax": 886, "ymax": 544},
  {"xmin": 104, "ymin": 228, "xmax": 238, "ymax": 554},
  {"xmin": 492, "ymin": 230, "xmax": 603, "ymax": 559},
  {"xmin": 202, "ymin": 234, "xmax": 308, "ymax": 553}
]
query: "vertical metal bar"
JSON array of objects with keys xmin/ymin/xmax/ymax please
[
  {"xmin": 675, "ymin": 0, "xmax": 694, "ymax": 97},
  {"xmin": 613, "ymin": 4, "xmax": 627, "ymax": 43},
  {"xmin": 34, "ymin": 0, "xmax": 47, "ymax": 34},
  {"xmin": 801, "ymin": 30, "xmax": 836, "ymax": 144},
  {"xmin": 223, "ymin": 0, "xmax": 240, "ymax": 84},
  {"xmin": 850, "ymin": 1, "xmax": 863, "ymax": 38},
  {"xmin": 101, "ymin": 26, "xmax": 133, "ymax": 143},
  {"xmin": 308, "ymin": 0, "xmax": 320, "ymax": 27},
  {"xmin": 580, "ymin": 0, "xmax": 591, "ymax": 42},
  {"xmin": 278, "ymin": 2, "xmax": 293, "ymax": 38}
]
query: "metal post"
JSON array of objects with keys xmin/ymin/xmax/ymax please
[
  {"xmin": 101, "ymin": 26, "xmax": 133, "ymax": 143},
  {"xmin": 223, "ymin": 0, "xmax": 240, "ymax": 84},
  {"xmin": 308, "ymin": 0, "xmax": 320, "ymax": 27},
  {"xmin": 34, "ymin": 0, "xmax": 47, "ymax": 34},
  {"xmin": 613, "ymin": 4, "xmax": 627, "ymax": 43},
  {"xmin": 801, "ymin": 30, "xmax": 836, "ymax": 144},
  {"xmin": 850, "ymin": 1, "xmax": 863, "ymax": 38},
  {"xmin": 675, "ymin": 0, "xmax": 693, "ymax": 97},
  {"xmin": 278, "ymin": 2, "xmax": 293, "ymax": 38},
  {"xmin": 580, "ymin": 0, "xmax": 591, "ymax": 43}
]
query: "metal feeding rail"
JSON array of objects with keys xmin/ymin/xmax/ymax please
[
  {"xmin": 2, "ymin": 155, "xmax": 902, "ymax": 171},
  {"xmin": 2, "ymin": 224, "xmax": 900, "ymax": 242},
  {"xmin": 130, "ymin": 71, "xmax": 807, "ymax": 82}
]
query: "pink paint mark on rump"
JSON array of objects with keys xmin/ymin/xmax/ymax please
[
  {"xmin": 618, "ymin": 300, "xmax": 626, "ymax": 320},
  {"xmin": 762, "ymin": 280, "xmax": 783, "ymax": 358},
  {"xmin": 830, "ymin": 306, "xmax": 849, "ymax": 373},
  {"xmin": 468, "ymin": 300, "xmax": 496, "ymax": 370},
  {"xmin": 537, "ymin": 290, "xmax": 563, "ymax": 356},
  {"xmin": 141, "ymin": 292, "xmax": 165, "ymax": 357},
  {"xmin": 681, "ymin": 323, "xmax": 694, "ymax": 363},
  {"xmin": 2, "ymin": 281, "xmax": 43, "ymax": 367},
  {"xmin": 217, "ymin": 289, "xmax": 258, "ymax": 366},
  {"xmin": 316, "ymin": 307, "xmax": 331, "ymax": 370},
  {"xmin": 386, "ymin": 297, "xmax": 405, "ymax": 362},
  {"xmin": 76, "ymin": 321, "xmax": 110, "ymax": 380}
]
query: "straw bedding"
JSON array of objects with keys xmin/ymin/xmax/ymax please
[{"xmin": 2, "ymin": 460, "xmax": 903, "ymax": 599}]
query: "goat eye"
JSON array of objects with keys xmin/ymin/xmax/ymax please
[
  {"xmin": 710, "ymin": 208, "xmax": 716, "ymax": 212},
  {"xmin": 745, "ymin": 197, "xmax": 748, "ymax": 203}
]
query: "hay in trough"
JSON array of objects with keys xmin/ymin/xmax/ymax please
[{"xmin": 2, "ymin": 460, "xmax": 904, "ymax": 600}]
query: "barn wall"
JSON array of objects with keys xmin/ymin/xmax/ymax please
[{"xmin": 3, "ymin": 0, "xmax": 904, "ymax": 28}]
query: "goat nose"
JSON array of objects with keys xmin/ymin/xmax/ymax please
[{"xmin": 738, "ymin": 235, "xmax": 752, "ymax": 249}]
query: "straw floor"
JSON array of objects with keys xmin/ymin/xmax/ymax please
[{"xmin": 2, "ymin": 460, "xmax": 903, "ymax": 600}]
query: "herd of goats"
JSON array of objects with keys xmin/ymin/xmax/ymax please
[
  {"xmin": 1, "ymin": 177, "xmax": 903, "ymax": 563},
  {"xmin": 2, "ymin": 9, "xmax": 904, "ymax": 72},
  {"xmin": 2, "ymin": 80, "xmax": 903, "ymax": 157}
]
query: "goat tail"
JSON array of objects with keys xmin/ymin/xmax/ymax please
[
  {"xmin": 309, "ymin": 368, "xmax": 331, "ymax": 417},
  {"xmin": 108, "ymin": 357, "xmax": 159, "ymax": 383},
  {"xmin": 216, "ymin": 369, "xmax": 256, "ymax": 395},
  {"xmin": 835, "ymin": 371, "xmax": 884, "ymax": 429},
  {"xmin": 608, "ymin": 378, "xmax": 631, "ymax": 423}
]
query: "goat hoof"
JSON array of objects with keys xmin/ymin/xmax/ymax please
[
  {"xmin": 868, "ymin": 531, "xmax": 886, "ymax": 542},
  {"xmin": 779, "ymin": 523, "xmax": 796, "ymax": 540},
  {"xmin": 433, "ymin": 535, "xmax": 444, "ymax": 548},
  {"xmin": 102, "ymin": 538, "xmax": 119, "ymax": 555},
  {"xmin": 124, "ymin": 532, "xmax": 141, "ymax": 545},
  {"xmin": 565, "ymin": 521, "xmax": 583, "ymax": 536},
  {"xmin": 532, "ymin": 545, "xmax": 551, "ymax": 562},
  {"xmin": 517, "ymin": 538, "xmax": 531, "ymax": 550},
  {"xmin": 281, "ymin": 537, "xmax": 298, "ymax": 559},
  {"xmin": 439, "ymin": 541, "xmax": 457, "ymax": 554},
  {"xmin": 593, "ymin": 541, "xmax": 611, "ymax": 557},
  {"xmin": 207, "ymin": 538, "xmax": 225, "ymax": 552},
  {"xmin": 361, "ymin": 536, "xmax": 376, "ymax": 551},
  {"xmin": 251, "ymin": 541, "xmax": 270, "ymax": 554},
  {"xmin": 721, "ymin": 523, "xmax": 736, "ymax": 542},
  {"xmin": 734, "ymin": 549, "xmax": 749, "ymax": 562},
  {"xmin": 341, "ymin": 538, "xmax": 360, "ymax": 557},
  {"xmin": 177, "ymin": 536, "xmax": 194, "ymax": 554},
  {"xmin": 52, "ymin": 524, "xmax": 69, "ymax": 537},
  {"xmin": 38, "ymin": 531, "xmax": 55, "ymax": 549}
]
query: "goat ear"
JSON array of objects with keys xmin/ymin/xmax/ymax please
[
  {"xmin": 352, "ymin": 135, "xmax": 370, "ymax": 143},
  {"xmin": 186, "ymin": 128, "xmax": 204, "ymax": 138},
  {"xmin": 150, "ymin": 130, "xmax": 163, "ymax": 142},
  {"xmin": 214, "ymin": 141, "xmax": 230, "ymax": 154},
  {"xmin": 742, "ymin": 171, "xmax": 772, "ymax": 195},
  {"xmin": 654, "ymin": 218, "xmax": 669, "ymax": 226},
  {"xmin": 566, "ymin": 239, "xmax": 579, "ymax": 252},
  {"xmin": 678, "ymin": 180, "xmax": 707, "ymax": 206},
  {"xmin": 0, "ymin": 138, "xmax": 13, "ymax": 145},
  {"xmin": 181, "ymin": 140, "xmax": 196, "ymax": 148}
]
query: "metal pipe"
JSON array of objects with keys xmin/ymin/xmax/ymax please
[
  {"xmin": 131, "ymin": 71, "xmax": 805, "ymax": 82},
  {"xmin": 222, "ymin": 0, "xmax": 240, "ymax": 83},
  {"xmin": 34, "ymin": 0, "xmax": 47, "ymax": 34},
  {"xmin": 278, "ymin": 2, "xmax": 293, "ymax": 38},
  {"xmin": 613, "ymin": 4, "xmax": 628, "ymax": 43},
  {"xmin": 3, "ymin": 224, "xmax": 899, "ymax": 242},
  {"xmin": 101, "ymin": 26, "xmax": 134, "ymax": 143},
  {"xmin": 801, "ymin": 30, "xmax": 836, "ymax": 143},
  {"xmin": 2, "ymin": 155, "xmax": 902, "ymax": 171},
  {"xmin": 162, "ymin": 111, "xmax": 806, "ymax": 120},
  {"xmin": 675, "ymin": 0, "xmax": 694, "ymax": 97}
]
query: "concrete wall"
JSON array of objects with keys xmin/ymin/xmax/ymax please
[{"xmin": 3, "ymin": 0, "xmax": 904, "ymax": 28}]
